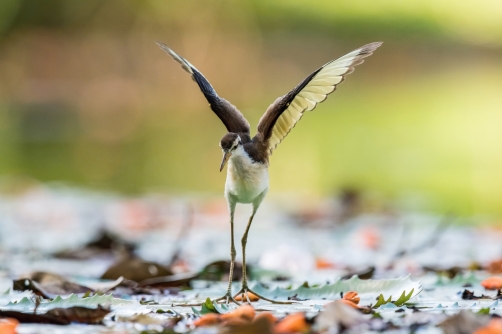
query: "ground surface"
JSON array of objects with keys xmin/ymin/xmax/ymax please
[{"xmin": 0, "ymin": 185, "xmax": 501, "ymax": 333}]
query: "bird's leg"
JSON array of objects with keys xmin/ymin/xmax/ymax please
[
  {"xmin": 233, "ymin": 203, "xmax": 294, "ymax": 305},
  {"xmin": 212, "ymin": 201, "xmax": 240, "ymax": 305},
  {"xmin": 240, "ymin": 212, "xmax": 254, "ymax": 289}
]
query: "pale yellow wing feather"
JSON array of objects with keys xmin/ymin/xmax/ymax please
[{"xmin": 265, "ymin": 42, "xmax": 382, "ymax": 156}]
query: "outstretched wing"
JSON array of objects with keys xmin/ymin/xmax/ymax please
[
  {"xmin": 257, "ymin": 42, "xmax": 382, "ymax": 156},
  {"xmin": 157, "ymin": 42, "xmax": 250, "ymax": 134}
]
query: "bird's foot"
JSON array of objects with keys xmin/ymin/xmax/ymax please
[
  {"xmin": 233, "ymin": 285, "xmax": 295, "ymax": 304},
  {"xmin": 212, "ymin": 291, "xmax": 241, "ymax": 306}
]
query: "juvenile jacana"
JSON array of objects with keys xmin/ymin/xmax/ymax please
[{"xmin": 157, "ymin": 41, "xmax": 382, "ymax": 304}]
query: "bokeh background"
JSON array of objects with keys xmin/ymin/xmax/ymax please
[{"xmin": 1, "ymin": 0, "xmax": 502, "ymax": 216}]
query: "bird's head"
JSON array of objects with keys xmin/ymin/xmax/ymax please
[{"xmin": 219, "ymin": 133, "xmax": 242, "ymax": 172}]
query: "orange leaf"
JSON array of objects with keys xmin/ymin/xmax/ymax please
[
  {"xmin": 481, "ymin": 276, "xmax": 502, "ymax": 290},
  {"xmin": 254, "ymin": 311, "xmax": 277, "ymax": 325},
  {"xmin": 316, "ymin": 258, "xmax": 335, "ymax": 269},
  {"xmin": 220, "ymin": 304, "xmax": 255, "ymax": 322},
  {"xmin": 474, "ymin": 319, "xmax": 502, "ymax": 334},
  {"xmin": 0, "ymin": 318, "xmax": 18, "ymax": 334},
  {"xmin": 487, "ymin": 259, "xmax": 502, "ymax": 274},
  {"xmin": 235, "ymin": 291, "xmax": 260, "ymax": 302},
  {"xmin": 274, "ymin": 313, "xmax": 309, "ymax": 334},
  {"xmin": 193, "ymin": 313, "xmax": 220, "ymax": 327},
  {"xmin": 221, "ymin": 316, "xmax": 252, "ymax": 326},
  {"xmin": 343, "ymin": 291, "xmax": 360, "ymax": 305}
]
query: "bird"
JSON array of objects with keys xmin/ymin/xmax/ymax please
[{"xmin": 157, "ymin": 41, "xmax": 382, "ymax": 304}]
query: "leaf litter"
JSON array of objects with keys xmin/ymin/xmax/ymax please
[{"xmin": 1, "ymin": 185, "xmax": 502, "ymax": 333}]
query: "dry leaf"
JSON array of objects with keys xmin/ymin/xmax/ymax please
[
  {"xmin": 474, "ymin": 318, "xmax": 502, "ymax": 334},
  {"xmin": 481, "ymin": 277, "xmax": 502, "ymax": 290},
  {"xmin": 220, "ymin": 304, "xmax": 255, "ymax": 322},
  {"xmin": 343, "ymin": 291, "xmax": 360, "ymax": 304},
  {"xmin": 193, "ymin": 313, "xmax": 221, "ymax": 327},
  {"xmin": 315, "ymin": 299, "xmax": 366, "ymax": 331},
  {"xmin": 274, "ymin": 313, "xmax": 309, "ymax": 334},
  {"xmin": 0, "ymin": 318, "xmax": 18, "ymax": 334},
  {"xmin": 235, "ymin": 291, "xmax": 260, "ymax": 302}
]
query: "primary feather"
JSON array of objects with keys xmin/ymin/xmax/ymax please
[
  {"xmin": 257, "ymin": 42, "xmax": 382, "ymax": 156},
  {"xmin": 157, "ymin": 42, "xmax": 250, "ymax": 135}
]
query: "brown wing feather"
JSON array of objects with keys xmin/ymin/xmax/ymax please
[
  {"xmin": 257, "ymin": 42, "xmax": 382, "ymax": 156},
  {"xmin": 157, "ymin": 42, "xmax": 250, "ymax": 134}
]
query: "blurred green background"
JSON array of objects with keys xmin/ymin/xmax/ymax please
[{"xmin": 1, "ymin": 0, "xmax": 502, "ymax": 215}]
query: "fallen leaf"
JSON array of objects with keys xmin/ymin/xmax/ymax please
[
  {"xmin": 220, "ymin": 304, "xmax": 255, "ymax": 322},
  {"xmin": 250, "ymin": 275, "xmax": 421, "ymax": 302},
  {"xmin": 487, "ymin": 259, "xmax": 502, "ymax": 274},
  {"xmin": 0, "ymin": 305, "xmax": 110, "ymax": 325},
  {"xmin": 0, "ymin": 318, "xmax": 18, "ymax": 334},
  {"xmin": 116, "ymin": 313, "xmax": 165, "ymax": 325},
  {"xmin": 193, "ymin": 297, "xmax": 229, "ymax": 315},
  {"xmin": 54, "ymin": 230, "xmax": 135, "ymax": 260},
  {"xmin": 438, "ymin": 310, "xmax": 490, "ymax": 334},
  {"xmin": 13, "ymin": 274, "xmax": 124, "ymax": 298},
  {"xmin": 138, "ymin": 272, "xmax": 198, "ymax": 288},
  {"xmin": 481, "ymin": 277, "xmax": 502, "ymax": 291},
  {"xmin": 13, "ymin": 278, "xmax": 91, "ymax": 298},
  {"xmin": 315, "ymin": 300, "xmax": 366, "ymax": 332},
  {"xmin": 462, "ymin": 289, "xmax": 492, "ymax": 300},
  {"xmin": 235, "ymin": 291, "xmax": 260, "ymax": 302},
  {"xmin": 394, "ymin": 288, "xmax": 415, "ymax": 306},
  {"xmin": 315, "ymin": 258, "xmax": 335, "ymax": 269},
  {"xmin": 253, "ymin": 312, "xmax": 277, "ymax": 325},
  {"xmin": 222, "ymin": 316, "xmax": 273, "ymax": 334},
  {"xmin": 343, "ymin": 291, "xmax": 360, "ymax": 304},
  {"xmin": 193, "ymin": 313, "xmax": 220, "ymax": 327},
  {"xmin": 45, "ymin": 305, "xmax": 110, "ymax": 324},
  {"xmin": 342, "ymin": 266, "xmax": 375, "ymax": 280},
  {"xmin": 474, "ymin": 318, "xmax": 502, "ymax": 334},
  {"xmin": 274, "ymin": 313, "xmax": 309, "ymax": 334},
  {"xmin": 373, "ymin": 294, "xmax": 392, "ymax": 308},
  {"xmin": 1, "ymin": 293, "xmax": 147, "ymax": 315},
  {"xmin": 101, "ymin": 256, "xmax": 172, "ymax": 282}
]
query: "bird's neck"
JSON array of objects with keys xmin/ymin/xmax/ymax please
[
  {"xmin": 228, "ymin": 146, "xmax": 266, "ymax": 175},
  {"xmin": 230, "ymin": 146, "xmax": 254, "ymax": 165}
]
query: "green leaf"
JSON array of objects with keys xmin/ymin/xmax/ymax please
[
  {"xmin": 394, "ymin": 288, "xmax": 414, "ymax": 306},
  {"xmin": 0, "ymin": 294, "xmax": 149, "ymax": 316},
  {"xmin": 249, "ymin": 275, "xmax": 422, "ymax": 302},
  {"xmin": 200, "ymin": 297, "xmax": 218, "ymax": 315},
  {"xmin": 372, "ymin": 288, "xmax": 414, "ymax": 308},
  {"xmin": 213, "ymin": 302, "xmax": 229, "ymax": 314},
  {"xmin": 373, "ymin": 294, "xmax": 392, "ymax": 308},
  {"xmin": 191, "ymin": 306, "xmax": 201, "ymax": 316},
  {"xmin": 195, "ymin": 297, "xmax": 229, "ymax": 315},
  {"xmin": 477, "ymin": 307, "xmax": 490, "ymax": 315}
]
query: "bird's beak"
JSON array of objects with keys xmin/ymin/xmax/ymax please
[{"xmin": 220, "ymin": 151, "xmax": 232, "ymax": 172}]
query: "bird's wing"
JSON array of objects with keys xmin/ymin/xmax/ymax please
[
  {"xmin": 257, "ymin": 42, "xmax": 382, "ymax": 156},
  {"xmin": 157, "ymin": 42, "xmax": 250, "ymax": 134}
]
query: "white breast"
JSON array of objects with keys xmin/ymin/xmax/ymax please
[{"xmin": 225, "ymin": 146, "xmax": 269, "ymax": 204}]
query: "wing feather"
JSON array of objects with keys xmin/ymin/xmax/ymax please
[
  {"xmin": 257, "ymin": 42, "xmax": 382, "ymax": 156},
  {"xmin": 157, "ymin": 42, "xmax": 250, "ymax": 134}
]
